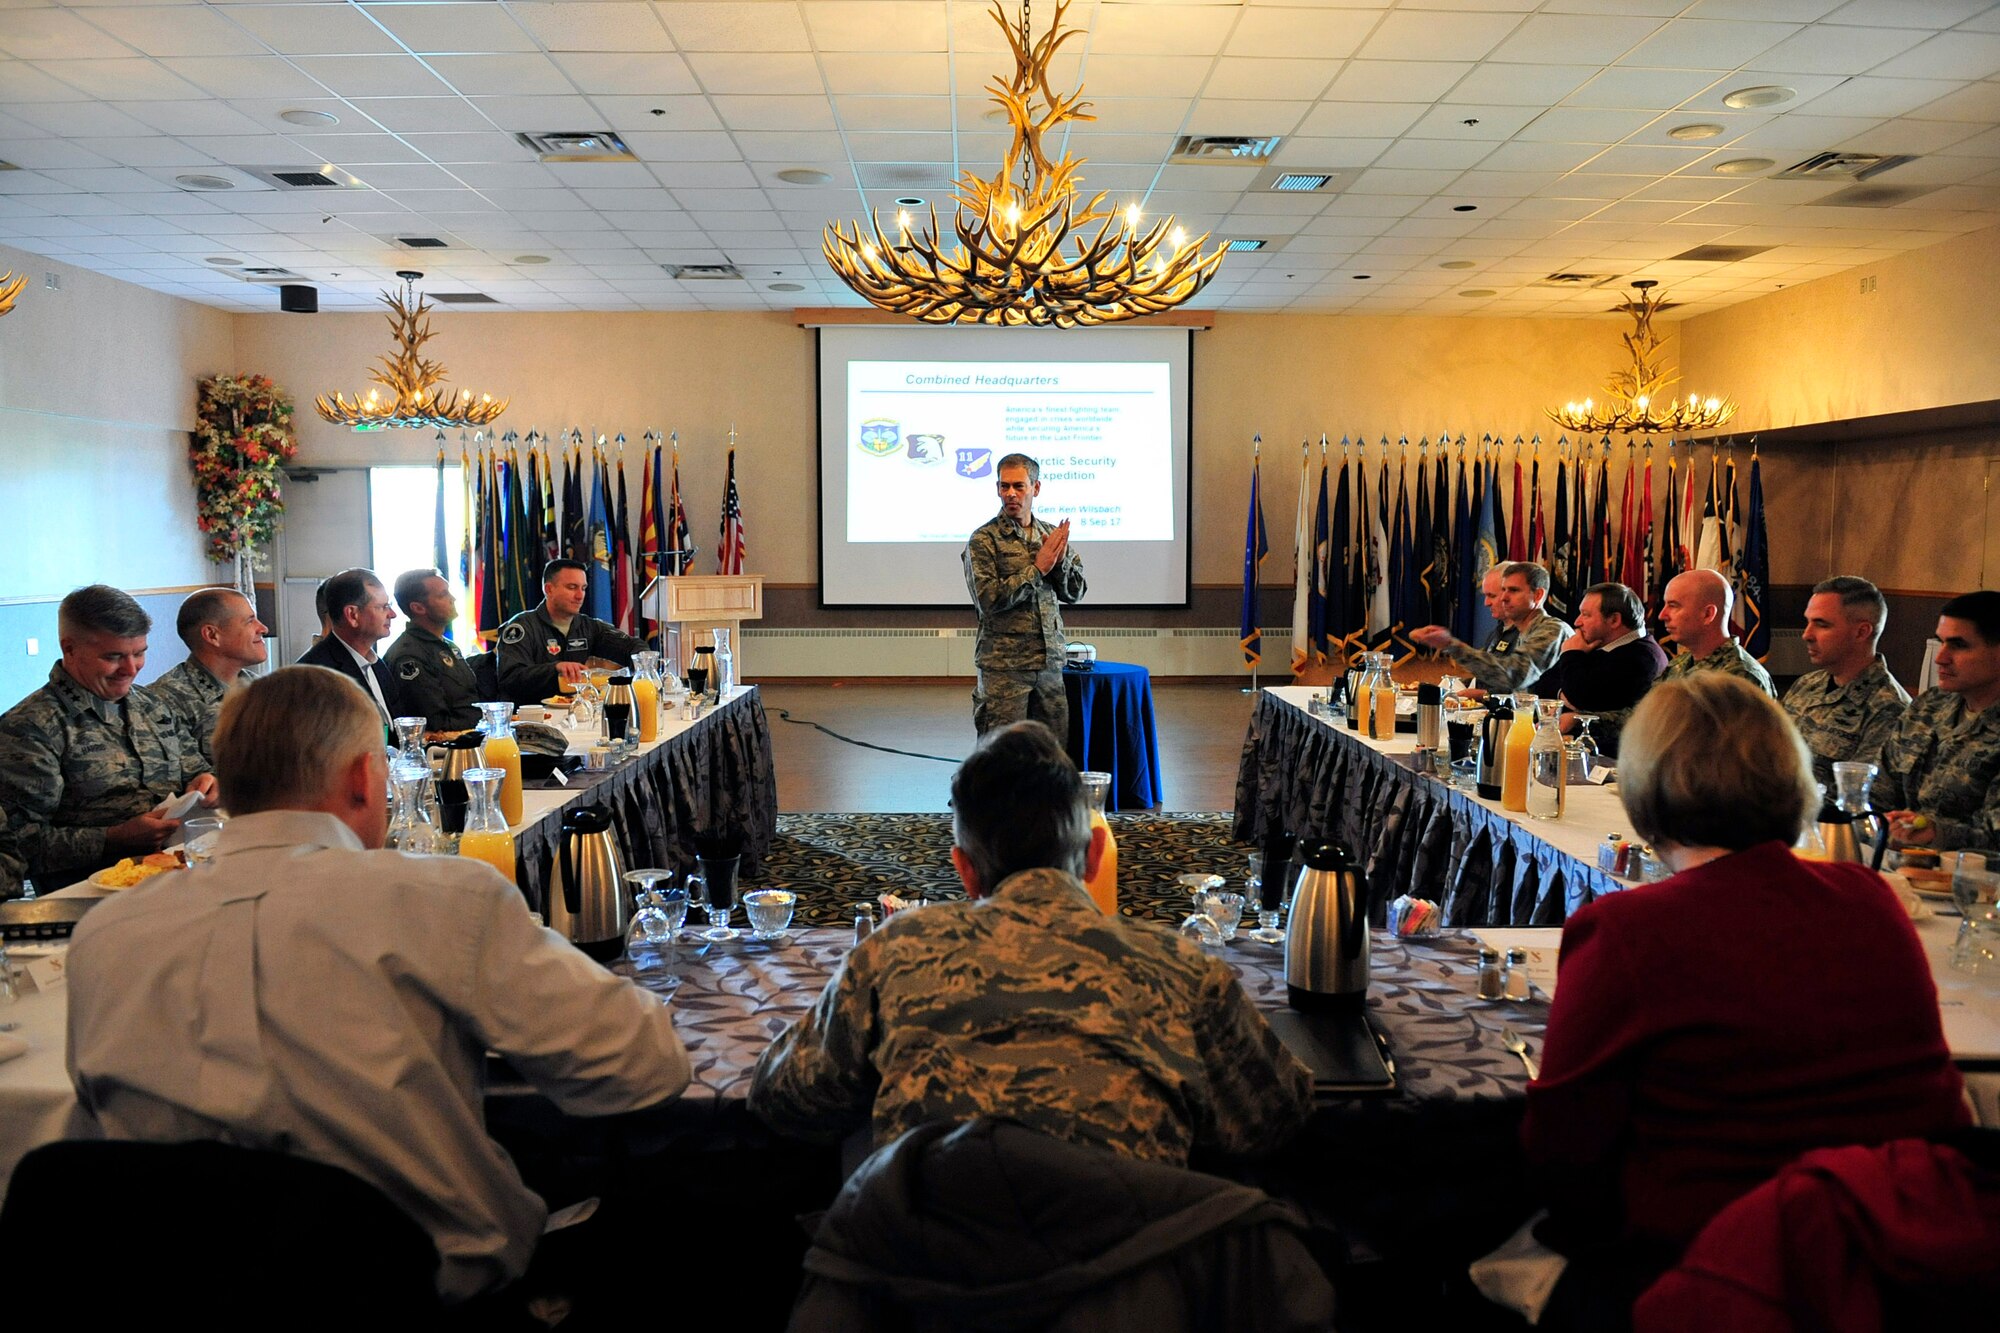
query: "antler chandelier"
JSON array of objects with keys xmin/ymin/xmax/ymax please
[
  {"xmin": 314, "ymin": 270, "xmax": 507, "ymax": 430},
  {"xmin": 0, "ymin": 271, "xmax": 25, "ymax": 317},
  {"xmin": 1548, "ymin": 280, "xmax": 1735, "ymax": 434},
  {"xmin": 823, "ymin": 0, "xmax": 1227, "ymax": 328}
]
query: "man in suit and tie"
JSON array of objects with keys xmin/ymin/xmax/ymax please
[{"xmin": 296, "ymin": 568, "xmax": 403, "ymax": 727}]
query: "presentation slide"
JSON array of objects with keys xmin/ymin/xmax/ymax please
[
  {"xmin": 818, "ymin": 326, "xmax": 1192, "ymax": 608},
  {"xmin": 846, "ymin": 360, "xmax": 1173, "ymax": 544}
]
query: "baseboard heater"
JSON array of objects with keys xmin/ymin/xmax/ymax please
[{"xmin": 740, "ymin": 626, "xmax": 1289, "ymax": 678}]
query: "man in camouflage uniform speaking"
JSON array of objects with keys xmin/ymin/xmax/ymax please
[
  {"xmin": 1411, "ymin": 561, "xmax": 1572, "ymax": 695},
  {"xmin": 1656, "ymin": 568, "xmax": 1776, "ymax": 696},
  {"xmin": 961, "ymin": 454, "xmax": 1087, "ymax": 738},
  {"xmin": 1782, "ymin": 575, "xmax": 1911, "ymax": 790},
  {"xmin": 0, "ymin": 585, "xmax": 216, "ymax": 891},
  {"xmin": 384, "ymin": 568, "xmax": 482, "ymax": 733},
  {"xmin": 749, "ymin": 721, "xmax": 1313, "ymax": 1165},
  {"xmin": 1878, "ymin": 590, "xmax": 2000, "ymax": 852}
]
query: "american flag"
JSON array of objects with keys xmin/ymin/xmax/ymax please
[{"xmin": 717, "ymin": 447, "xmax": 746, "ymax": 574}]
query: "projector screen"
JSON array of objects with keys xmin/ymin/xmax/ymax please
[{"xmin": 817, "ymin": 325, "xmax": 1193, "ymax": 607}]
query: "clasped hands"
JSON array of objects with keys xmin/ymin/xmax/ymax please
[{"xmin": 1034, "ymin": 519, "xmax": 1072, "ymax": 575}]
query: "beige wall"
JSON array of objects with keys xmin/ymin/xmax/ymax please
[{"xmin": 0, "ymin": 242, "xmax": 234, "ymax": 601}]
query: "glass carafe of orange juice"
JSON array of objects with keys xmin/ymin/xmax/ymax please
[
  {"xmin": 476, "ymin": 701, "xmax": 524, "ymax": 826},
  {"xmin": 630, "ymin": 651, "xmax": 663, "ymax": 743},
  {"xmin": 1368, "ymin": 652, "xmax": 1398, "ymax": 739},
  {"xmin": 1501, "ymin": 692, "xmax": 1535, "ymax": 812},
  {"xmin": 456, "ymin": 767, "xmax": 516, "ymax": 886},
  {"xmin": 1081, "ymin": 771, "xmax": 1118, "ymax": 914}
]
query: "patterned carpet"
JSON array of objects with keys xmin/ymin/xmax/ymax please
[{"xmin": 762, "ymin": 811, "xmax": 1251, "ymax": 927}]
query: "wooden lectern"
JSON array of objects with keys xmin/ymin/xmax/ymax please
[{"xmin": 642, "ymin": 574, "xmax": 765, "ymax": 677}]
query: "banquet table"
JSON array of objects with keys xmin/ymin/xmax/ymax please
[
  {"xmin": 1063, "ymin": 661, "xmax": 1163, "ymax": 811},
  {"xmin": 1236, "ymin": 685, "xmax": 1634, "ymax": 925}
]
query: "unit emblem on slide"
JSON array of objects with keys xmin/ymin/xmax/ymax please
[
  {"xmin": 905, "ymin": 434, "xmax": 944, "ymax": 465},
  {"xmin": 857, "ymin": 418, "xmax": 901, "ymax": 455},
  {"xmin": 955, "ymin": 447, "xmax": 993, "ymax": 479}
]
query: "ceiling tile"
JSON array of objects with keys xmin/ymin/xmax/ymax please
[
  {"xmin": 467, "ymin": 94, "xmax": 605, "ymax": 133},
  {"xmin": 352, "ymin": 97, "xmax": 490, "ymax": 134},
  {"xmin": 1565, "ymin": 66, "xmax": 1722, "ymax": 110},
  {"xmin": 1754, "ymin": 24, "xmax": 1930, "ymax": 74},
  {"xmin": 1487, "ymin": 14, "xmax": 1666, "ymax": 65},
  {"xmin": 1203, "ymin": 58, "xmax": 1341, "ymax": 101},
  {"xmin": 1270, "ymin": 136, "xmax": 1391, "ymax": 168},
  {"xmin": 1090, "ymin": 4, "xmax": 1238, "ymax": 58},
  {"xmin": 656, "ymin": 2, "xmax": 812, "ymax": 52},
  {"xmin": 819, "ymin": 52, "xmax": 950, "ymax": 97},
  {"xmin": 512, "ymin": 2, "xmax": 674, "ymax": 54},
  {"xmin": 294, "ymin": 54, "xmax": 453, "ymax": 99},
  {"xmin": 831, "ymin": 95, "xmax": 948, "ymax": 131},
  {"xmin": 36, "ymin": 58, "xmax": 208, "ymax": 101},
  {"xmin": 9, "ymin": 99, "xmax": 151, "ymax": 136},
  {"xmin": 1374, "ymin": 138, "xmax": 1496, "ymax": 170},
  {"xmin": 80, "ymin": 7, "xmax": 265, "ymax": 59},
  {"xmin": 1356, "ymin": 10, "xmax": 1525, "ymax": 63},
  {"xmin": 223, "ymin": 98, "xmax": 352, "ymax": 135},
  {"xmin": 222, "ymin": 5, "xmax": 404, "ymax": 58},
  {"xmin": 1825, "ymin": 0, "xmax": 1995, "ymax": 24},
  {"xmin": 1223, "ymin": 8, "xmax": 1379, "ymax": 60},
  {"xmin": 160, "ymin": 56, "xmax": 329, "ymax": 100},
  {"xmin": 804, "ymin": 2, "xmax": 950, "ymax": 53},
  {"xmin": 1323, "ymin": 61, "xmax": 1473, "ymax": 103},
  {"xmin": 360, "ymin": 3, "xmax": 537, "ymax": 56},
  {"xmin": 1518, "ymin": 106, "xmax": 1660, "ymax": 142},
  {"xmin": 1185, "ymin": 99, "xmax": 1310, "ymax": 136},
  {"xmin": 429, "ymin": 54, "xmax": 575, "ymax": 97},
  {"xmin": 1075, "ymin": 96, "xmax": 1191, "ymax": 134},
  {"xmin": 1870, "ymin": 31, "xmax": 2000, "ymax": 80},
  {"xmin": 730, "ymin": 129, "xmax": 850, "ymax": 162},
  {"xmin": 0, "ymin": 61, "xmax": 95, "ymax": 104},
  {"xmin": 1066, "ymin": 55, "xmax": 1210, "ymax": 100},
  {"xmin": 1794, "ymin": 76, "xmax": 1963, "ymax": 118},
  {"xmin": 591, "ymin": 95, "xmax": 725, "ymax": 135},
  {"xmin": 404, "ymin": 132, "xmax": 535, "ymax": 163},
  {"xmin": 686, "ymin": 52, "xmax": 825, "ymax": 96},
  {"xmin": 843, "ymin": 130, "xmax": 953, "ymax": 161},
  {"xmin": 1411, "ymin": 103, "xmax": 1543, "ymax": 138},
  {"xmin": 1444, "ymin": 61, "xmax": 1598, "ymax": 106},
  {"xmin": 1622, "ymin": 18, "xmax": 1800, "ymax": 68},
  {"xmin": 0, "ymin": 10, "xmax": 137, "ymax": 62},
  {"xmin": 711, "ymin": 94, "xmax": 835, "ymax": 132},
  {"xmin": 1294, "ymin": 100, "xmax": 1427, "ymax": 138}
]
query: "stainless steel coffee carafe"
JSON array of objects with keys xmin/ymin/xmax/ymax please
[
  {"xmin": 1476, "ymin": 707, "xmax": 1511, "ymax": 800},
  {"xmin": 1816, "ymin": 801, "xmax": 1892, "ymax": 870},
  {"xmin": 547, "ymin": 805, "xmax": 629, "ymax": 962},
  {"xmin": 1286, "ymin": 838, "xmax": 1370, "ymax": 1014}
]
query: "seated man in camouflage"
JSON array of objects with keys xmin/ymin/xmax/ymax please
[
  {"xmin": 749, "ymin": 721, "xmax": 1313, "ymax": 1166},
  {"xmin": 1879, "ymin": 590, "xmax": 2000, "ymax": 852},
  {"xmin": 144, "ymin": 587, "xmax": 268, "ymax": 765},
  {"xmin": 1657, "ymin": 569, "xmax": 1774, "ymax": 696},
  {"xmin": 384, "ymin": 568, "xmax": 481, "ymax": 733},
  {"xmin": 0, "ymin": 585, "xmax": 216, "ymax": 891},
  {"xmin": 1782, "ymin": 575, "xmax": 1910, "ymax": 790},
  {"xmin": 1411, "ymin": 561, "xmax": 1571, "ymax": 696}
]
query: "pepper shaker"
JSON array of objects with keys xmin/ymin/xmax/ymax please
[{"xmin": 1476, "ymin": 947, "xmax": 1504, "ymax": 1000}]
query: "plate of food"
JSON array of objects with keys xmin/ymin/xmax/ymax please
[{"xmin": 89, "ymin": 850, "xmax": 188, "ymax": 890}]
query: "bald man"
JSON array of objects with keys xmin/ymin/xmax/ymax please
[{"xmin": 1657, "ymin": 569, "xmax": 1774, "ymax": 696}]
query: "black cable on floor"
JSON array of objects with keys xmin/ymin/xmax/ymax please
[{"xmin": 773, "ymin": 708, "xmax": 962, "ymax": 764}]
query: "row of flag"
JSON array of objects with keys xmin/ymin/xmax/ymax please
[
  {"xmin": 435, "ymin": 429, "xmax": 748, "ymax": 646},
  {"xmin": 1239, "ymin": 432, "xmax": 1770, "ymax": 670}
]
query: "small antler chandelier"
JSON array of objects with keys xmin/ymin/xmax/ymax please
[
  {"xmin": 0, "ymin": 270, "xmax": 25, "ymax": 317},
  {"xmin": 823, "ymin": 0, "xmax": 1227, "ymax": 328},
  {"xmin": 1547, "ymin": 280, "xmax": 1736, "ymax": 434},
  {"xmin": 314, "ymin": 270, "xmax": 507, "ymax": 430}
]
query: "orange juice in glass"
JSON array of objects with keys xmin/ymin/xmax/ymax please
[
  {"xmin": 457, "ymin": 768, "xmax": 517, "ymax": 886},
  {"xmin": 475, "ymin": 702, "xmax": 524, "ymax": 826},
  {"xmin": 1081, "ymin": 771, "xmax": 1118, "ymax": 914}
]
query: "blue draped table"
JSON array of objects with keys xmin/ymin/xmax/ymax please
[
  {"xmin": 1063, "ymin": 661, "xmax": 1163, "ymax": 811},
  {"xmin": 1234, "ymin": 686, "xmax": 1633, "ymax": 926}
]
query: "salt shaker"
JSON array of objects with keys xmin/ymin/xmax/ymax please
[
  {"xmin": 1503, "ymin": 947, "xmax": 1532, "ymax": 1001},
  {"xmin": 1476, "ymin": 947, "xmax": 1504, "ymax": 1000},
  {"xmin": 852, "ymin": 902, "xmax": 879, "ymax": 946}
]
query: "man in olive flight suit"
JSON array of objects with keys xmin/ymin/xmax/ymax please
[
  {"xmin": 384, "ymin": 569, "xmax": 482, "ymax": 733},
  {"xmin": 961, "ymin": 454, "xmax": 1087, "ymax": 739},
  {"xmin": 495, "ymin": 559, "xmax": 643, "ymax": 705}
]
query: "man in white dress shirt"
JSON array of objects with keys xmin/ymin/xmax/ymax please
[{"xmin": 65, "ymin": 665, "xmax": 691, "ymax": 1308}]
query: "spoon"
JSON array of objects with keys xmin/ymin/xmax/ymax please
[{"xmin": 1502, "ymin": 1027, "xmax": 1539, "ymax": 1081}]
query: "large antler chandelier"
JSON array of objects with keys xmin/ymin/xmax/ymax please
[
  {"xmin": 314, "ymin": 270, "xmax": 508, "ymax": 430},
  {"xmin": 1547, "ymin": 280, "xmax": 1736, "ymax": 434},
  {"xmin": 0, "ymin": 270, "xmax": 24, "ymax": 316},
  {"xmin": 823, "ymin": 0, "xmax": 1226, "ymax": 328}
]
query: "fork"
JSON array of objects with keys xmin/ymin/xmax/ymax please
[{"xmin": 1502, "ymin": 1027, "xmax": 1539, "ymax": 1081}]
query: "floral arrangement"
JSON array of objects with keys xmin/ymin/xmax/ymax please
[{"xmin": 189, "ymin": 373, "xmax": 298, "ymax": 565}]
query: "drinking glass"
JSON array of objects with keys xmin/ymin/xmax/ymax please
[
  {"xmin": 852, "ymin": 902, "xmax": 879, "ymax": 946},
  {"xmin": 1199, "ymin": 890, "xmax": 1245, "ymax": 942},
  {"xmin": 624, "ymin": 869, "xmax": 683, "ymax": 946},
  {"xmin": 1178, "ymin": 913, "xmax": 1224, "ymax": 949},
  {"xmin": 688, "ymin": 870, "xmax": 738, "ymax": 942},
  {"xmin": 1247, "ymin": 851, "xmax": 1286, "ymax": 944},
  {"xmin": 1177, "ymin": 872, "xmax": 1224, "ymax": 910},
  {"xmin": 686, "ymin": 665, "xmax": 709, "ymax": 699},
  {"xmin": 1948, "ymin": 850, "xmax": 2000, "ymax": 974},
  {"xmin": 181, "ymin": 816, "xmax": 224, "ymax": 866},
  {"xmin": 744, "ymin": 889, "xmax": 797, "ymax": 941}
]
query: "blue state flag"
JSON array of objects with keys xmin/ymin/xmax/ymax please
[
  {"xmin": 1740, "ymin": 454, "xmax": 1770, "ymax": 660},
  {"xmin": 586, "ymin": 455, "xmax": 614, "ymax": 619},
  {"xmin": 1470, "ymin": 452, "xmax": 1501, "ymax": 647},
  {"xmin": 1240, "ymin": 451, "xmax": 1269, "ymax": 668}
]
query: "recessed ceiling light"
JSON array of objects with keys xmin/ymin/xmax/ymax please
[
  {"xmin": 1460, "ymin": 289, "xmax": 1497, "ymax": 298},
  {"xmin": 1452, "ymin": 204, "xmax": 1477, "ymax": 212},
  {"xmin": 776, "ymin": 167, "xmax": 832, "ymax": 186},
  {"xmin": 1712, "ymin": 157, "xmax": 1775, "ymax": 176},
  {"xmin": 513, "ymin": 254, "xmax": 550, "ymax": 265},
  {"xmin": 174, "ymin": 173, "xmax": 235, "ymax": 191},
  {"xmin": 279, "ymin": 108, "xmax": 339, "ymax": 128},
  {"xmin": 205, "ymin": 256, "xmax": 242, "ymax": 266},
  {"xmin": 1352, "ymin": 274, "xmax": 1372, "ymax": 280},
  {"xmin": 1669, "ymin": 122, "xmax": 1725, "ymax": 141},
  {"xmin": 1440, "ymin": 260, "xmax": 1477, "ymax": 270},
  {"xmin": 770, "ymin": 282, "xmax": 805, "ymax": 292},
  {"xmin": 894, "ymin": 195, "xmax": 925, "ymax": 207},
  {"xmin": 1722, "ymin": 85, "xmax": 1794, "ymax": 110}
]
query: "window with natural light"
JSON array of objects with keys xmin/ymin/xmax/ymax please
[{"xmin": 368, "ymin": 465, "xmax": 477, "ymax": 646}]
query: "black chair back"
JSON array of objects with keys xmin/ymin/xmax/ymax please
[
  {"xmin": 469, "ymin": 649, "xmax": 500, "ymax": 701},
  {"xmin": 0, "ymin": 1139, "xmax": 440, "ymax": 1327}
]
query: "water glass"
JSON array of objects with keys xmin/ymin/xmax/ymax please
[
  {"xmin": 1178, "ymin": 913, "xmax": 1224, "ymax": 949},
  {"xmin": 181, "ymin": 816, "xmax": 224, "ymax": 865},
  {"xmin": 1949, "ymin": 850, "xmax": 2000, "ymax": 974},
  {"xmin": 624, "ymin": 869, "xmax": 683, "ymax": 946},
  {"xmin": 1199, "ymin": 890, "xmax": 1245, "ymax": 942},
  {"xmin": 852, "ymin": 902, "xmax": 879, "ymax": 946},
  {"xmin": 744, "ymin": 889, "xmax": 796, "ymax": 941},
  {"xmin": 1247, "ymin": 852, "xmax": 1286, "ymax": 944},
  {"xmin": 1177, "ymin": 873, "xmax": 1224, "ymax": 910}
]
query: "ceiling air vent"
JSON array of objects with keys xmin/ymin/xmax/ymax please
[
  {"xmin": 233, "ymin": 165, "xmax": 363, "ymax": 191},
  {"xmin": 270, "ymin": 170, "xmax": 344, "ymax": 189},
  {"xmin": 664, "ymin": 264, "xmax": 743, "ymax": 280},
  {"xmin": 1225, "ymin": 239, "xmax": 1267, "ymax": 252},
  {"xmin": 396, "ymin": 236, "xmax": 449, "ymax": 249},
  {"xmin": 1775, "ymin": 151, "xmax": 1913, "ymax": 181},
  {"xmin": 428, "ymin": 292, "xmax": 497, "ymax": 304},
  {"xmin": 1667, "ymin": 244, "xmax": 1772, "ymax": 263},
  {"xmin": 1534, "ymin": 272, "xmax": 1617, "ymax": 288},
  {"xmin": 514, "ymin": 131, "xmax": 636, "ymax": 163},
  {"xmin": 235, "ymin": 267, "xmax": 307, "ymax": 283},
  {"xmin": 1170, "ymin": 135, "xmax": 1283, "ymax": 165},
  {"xmin": 1808, "ymin": 183, "xmax": 1941, "ymax": 208},
  {"xmin": 1248, "ymin": 166, "xmax": 1351, "ymax": 194}
]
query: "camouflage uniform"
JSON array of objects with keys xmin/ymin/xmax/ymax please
[
  {"xmin": 1659, "ymin": 639, "xmax": 1777, "ymax": 697},
  {"xmin": 1782, "ymin": 654, "xmax": 1911, "ymax": 790},
  {"xmin": 143, "ymin": 658, "xmax": 255, "ymax": 766},
  {"xmin": 1446, "ymin": 610, "xmax": 1571, "ymax": 695},
  {"xmin": 0, "ymin": 809, "xmax": 23, "ymax": 899},
  {"xmin": 962, "ymin": 512, "xmax": 1086, "ymax": 738},
  {"xmin": 494, "ymin": 602, "xmax": 642, "ymax": 705},
  {"xmin": 383, "ymin": 623, "xmax": 482, "ymax": 732},
  {"xmin": 748, "ymin": 867, "xmax": 1314, "ymax": 1165},
  {"xmin": 0, "ymin": 664, "xmax": 207, "ymax": 888},
  {"xmin": 1873, "ymin": 690, "xmax": 2000, "ymax": 852}
]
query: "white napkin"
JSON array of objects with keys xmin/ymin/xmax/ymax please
[
  {"xmin": 0, "ymin": 1032, "xmax": 28, "ymax": 1065},
  {"xmin": 1469, "ymin": 1209, "xmax": 1567, "ymax": 1325}
]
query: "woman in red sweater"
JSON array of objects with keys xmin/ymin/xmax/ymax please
[{"xmin": 1523, "ymin": 674, "xmax": 1968, "ymax": 1327}]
